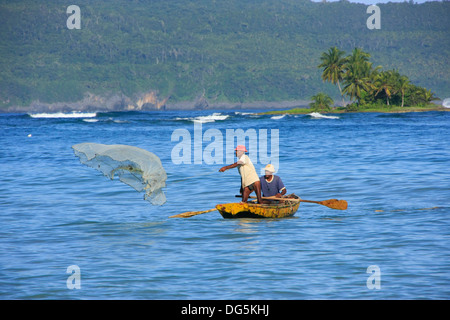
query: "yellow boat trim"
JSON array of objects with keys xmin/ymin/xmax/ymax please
[{"xmin": 216, "ymin": 201, "xmax": 300, "ymax": 219}]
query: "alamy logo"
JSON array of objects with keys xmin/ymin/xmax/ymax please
[
  {"xmin": 66, "ymin": 265, "xmax": 81, "ymax": 289},
  {"xmin": 67, "ymin": 5, "xmax": 81, "ymax": 30},
  {"xmin": 171, "ymin": 122, "xmax": 279, "ymax": 174},
  {"xmin": 366, "ymin": 265, "xmax": 381, "ymax": 289},
  {"xmin": 366, "ymin": 5, "xmax": 381, "ymax": 30}
]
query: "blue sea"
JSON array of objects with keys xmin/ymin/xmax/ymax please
[{"xmin": 0, "ymin": 109, "xmax": 449, "ymax": 300}]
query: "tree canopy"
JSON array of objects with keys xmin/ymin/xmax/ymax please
[
  {"xmin": 0, "ymin": 0, "xmax": 449, "ymax": 110},
  {"xmin": 318, "ymin": 46, "xmax": 440, "ymax": 110}
]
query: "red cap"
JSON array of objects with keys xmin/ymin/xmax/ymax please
[{"xmin": 234, "ymin": 145, "xmax": 248, "ymax": 152}]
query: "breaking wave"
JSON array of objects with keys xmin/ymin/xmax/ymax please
[
  {"xmin": 176, "ymin": 112, "xmax": 229, "ymax": 123},
  {"xmin": 28, "ymin": 112, "xmax": 97, "ymax": 118},
  {"xmin": 308, "ymin": 112, "xmax": 340, "ymax": 119},
  {"xmin": 234, "ymin": 111, "xmax": 255, "ymax": 115},
  {"xmin": 442, "ymin": 98, "xmax": 450, "ymax": 108}
]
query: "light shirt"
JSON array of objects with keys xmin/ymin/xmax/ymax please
[{"xmin": 237, "ymin": 154, "xmax": 259, "ymax": 188}]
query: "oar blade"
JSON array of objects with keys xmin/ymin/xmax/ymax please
[
  {"xmin": 319, "ymin": 199, "xmax": 348, "ymax": 210},
  {"xmin": 170, "ymin": 208, "xmax": 217, "ymax": 218}
]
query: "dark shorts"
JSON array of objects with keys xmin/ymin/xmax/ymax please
[
  {"xmin": 240, "ymin": 181, "xmax": 259, "ymax": 194},
  {"xmin": 246, "ymin": 181, "xmax": 260, "ymax": 191}
]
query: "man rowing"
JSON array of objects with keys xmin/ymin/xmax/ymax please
[
  {"xmin": 219, "ymin": 145, "xmax": 262, "ymax": 204},
  {"xmin": 259, "ymin": 164, "xmax": 286, "ymax": 198}
]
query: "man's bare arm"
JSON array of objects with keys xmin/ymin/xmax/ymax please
[{"xmin": 219, "ymin": 162, "xmax": 240, "ymax": 172}]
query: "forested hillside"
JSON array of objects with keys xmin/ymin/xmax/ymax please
[{"xmin": 0, "ymin": 0, "xmax": 449, "ymax": 110}]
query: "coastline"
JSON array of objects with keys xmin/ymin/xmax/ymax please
[
  {"xmin": 1, "ymin": 95, "xmax": 448, "ymax": 115},
  {"xmin": 0, "ymin": 97, "xmax": 311, "ymax": 114},
  {"xmin": 260, "ymin": 104, "xmax": 450, "ymax": 115}
]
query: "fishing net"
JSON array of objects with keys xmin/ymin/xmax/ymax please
[{"xmin": 72, "ymin": 143, "xmax": 167, "ymax": 205}]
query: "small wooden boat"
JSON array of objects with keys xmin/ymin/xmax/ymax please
[
  {"xmin": 170, "ymin": 194, "xmax": 346, "ymax": 219},
  {"xmin": 216, "ymin": 200, "xmax": 300, "ymax": 219}
]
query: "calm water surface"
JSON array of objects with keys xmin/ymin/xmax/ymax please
[{"xmin": 0, "ymin": 110, "xmax": 449, "ymax": 299}]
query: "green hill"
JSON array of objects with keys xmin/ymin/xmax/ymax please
[{"xmin": 0, "ymin": 0, "xmax": 449, "ymax": 110}]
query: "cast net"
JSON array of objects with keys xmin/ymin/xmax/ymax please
[{"xmin": 72, "ymin": 143, "xmax": 167, "ymax": 205}]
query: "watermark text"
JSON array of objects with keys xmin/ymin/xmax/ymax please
[
  {"xmin": 171, "ymin": 122, "xmax": 279, "ymax": 174},
  {"xmin": 366, "ymin": 5, "xmax": 381, "ymax": 30},
  {"xmin": 66, "ymin": 265, "xmax": 81, "ymax": 289},
  {"xmin": 366, "ymin": 265, "xmax": 381, "ymax": 289},
  {"xmin": 67, "ymin": 5, "xmax": 81, "ymax": 29}
]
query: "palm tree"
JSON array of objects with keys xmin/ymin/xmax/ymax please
[
  {"xmin": 397, "ymin": 75, "xmax": 410, "ymax": 107},
  {"xmin": 420, "ymin": 88, "xmax": 439, "ymax": 104},
  {"xmin": 374, "ymin": 70, "xmax": 398, "ymax": 106},
  {"xmin": 345, "ymin": 48, "xmax": 371, "ymax": 76},
  {"xmin": 342, "ymin": 48, "xmax": 374, "ymax": 106},
  {"xmin": 404, "ymin": 84, "xmax": 439, "ymax": 106},
  {"xmin": 318, "ymin": 47, "xmax": 347, "ymax": 105},
  {"xmin": 309, "ymin": 92, "xmax": 334, "ymax": 112}
]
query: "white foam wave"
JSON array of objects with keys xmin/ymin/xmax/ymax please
[
  {"xmin": 177, "ymin": 113, "xmax": 229, "ymax": 123},
  {"xmin": 442, "ymin": 98, "xmax": 450, "ymax": 108},
  {"xmin": 29, "ymin": 112, "xmax": 97, "ymax": 118},
  {"xmin": 271, "ymin": 114, "xmax": 286, "ymax": 120},
  {"xmin": 82, "ymin": 119, "xmax": 99, "ymax": 123},
  {"xmin": 234, "ymin": 111, "xmax": 255, "ymax": 115},
  {"xmin": 308, "ymin": 112, "xmax": 339, "ymax": 119}
]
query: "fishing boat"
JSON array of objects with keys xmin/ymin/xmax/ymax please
[
  {"xmin": 216, "ymin": 200, "xmax": 300, "ymax": 219},
  {"xmin": 170, "ymin": 195, "xmax": 346, "ymax": 219}
]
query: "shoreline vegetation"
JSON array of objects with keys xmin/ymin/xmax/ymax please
[
  {"xmin": 309, "ymin": 47, "xmax": 440, "ymax": 112},
  {"xmin": 2, "ymin": 92, "xmax": 448, "ymax": 115},
  {"xmin": 1, "ymin": 1, "xmax": 449, "ymax": 113},
  {"xmin": 5, "ymin": 100, "xmax": 448, "ymax": 115},
  {"xmin": 264, "ymin": 46, "xmax": 447, "ymax": 115},
  {"xmin": 261, "ymin": 104, "xmax": 450, "ymax": 115},
  {"xmin": 5, "ymin": 44, "xmax": 448, "ymax": 115}
]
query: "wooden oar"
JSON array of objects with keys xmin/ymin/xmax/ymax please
[
  {"xmin": 169, "ymin": 208, "xmax": 217, "ymax": 218},
  {"xmin": 244, "ymin": 195, "xmax": 348, "ymax": 210},
  {"xmin": 171, "ymin": 195, "xmax": 348, "ymax": 218},
  {"xmin": 296, "ymin": 198, "xmax": 347, "ymax": 210}
]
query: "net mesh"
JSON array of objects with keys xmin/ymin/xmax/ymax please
[{"xmin": 72, "ymin": 143, "xmax": 167, "ymax": 205}]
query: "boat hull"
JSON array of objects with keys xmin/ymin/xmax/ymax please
[{"xmin": 216, "ymin": 201, "xmax": 300, "ymax": 219}]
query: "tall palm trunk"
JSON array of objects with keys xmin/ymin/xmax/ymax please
[{"xmin": 337, "ymin": 79, "xmax": 345, "ymax": 106}]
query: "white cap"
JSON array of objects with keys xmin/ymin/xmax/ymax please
[{"xmin": 264, "ymin": 164, "xmax": 275, "ymax": 173}]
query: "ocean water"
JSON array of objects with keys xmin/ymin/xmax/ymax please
[{"xmin": 0, "ymin": 110, "xmax": 449, "ymax": 300}]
